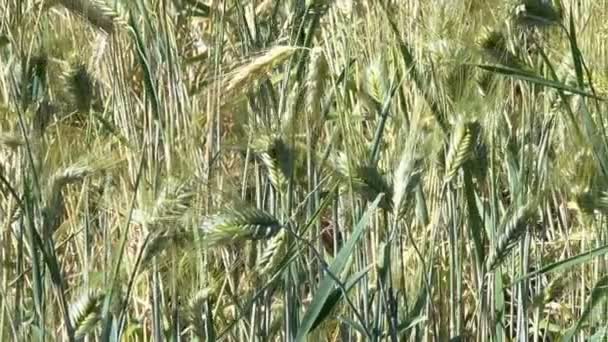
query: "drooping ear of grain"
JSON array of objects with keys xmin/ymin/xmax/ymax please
[
  {"xmin": 65, "ymin": 63, "xmax": 96, "ymax": 113},
  {"xmin": 306, "ymin": 47, "xmax": 329, "ymax": 119},
  {"xmin": 54, "ymin": 0, "xmax": 123, "ymax": 33},
  {"xmin": 21, "ymin": 54, "xmax": 48, "ymax": 108},
  {"xmin": 513, "ymin": 1, "xmax": 562, "ymax": 27},
  {"xmin": 139, "ymin": 228, "xmax": 192, "ymax": 268},
  {"xmin": 186, "ymin": 289, "xmax": 216, "ymax": 340},
  {"xmin": 69, "ymin": 290, "xmax": 105, "ymax": 340},
  {"xmin": 477, "ymin": 28, "xmax": 520, "ymax": 67},
  {"xmin": 223, "ymin": 46, "xmax": 297, "ymax": 95},
  {"xmin": 200, "ymin": 207, "xmax": 282, "ymax": 246},
  {"xmin": 486, "ymin": 200, "xmax": 538, "ymax": 271},
  {"xmin": 392, "ymin": 149, "xmax": 422, "ymax": 218},
  {"xmin": 334, "ymin": 153, "xmax": 393, "ymax": 210},
  {"xmin": 256, "ymin": 228, "xmax": 288, "ymax": 276},
  {"xmin": 444, "ymin": 121, "xmax": 477, "ymax": 184},
  {"xmin": 0, "ymin": 133, "xmax": 24, "ymax": 149}
]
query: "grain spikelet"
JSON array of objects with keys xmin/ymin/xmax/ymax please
[
  {"xmin": 64, "ymin": 63, "xmax": 96, "ymax": 112},
  {"xmin": 140, "ymin": 228, "xmax": 192, "ymax": 267},
  {"xmin": 69, "ymin": 290, "xmax": 104, "ymax": 340},
  {"xmin": 186, "ymin": 289, "xmax": 215, "ymax": 340},
  {"xmin": 575, "ymin": 190, "xmax": 608, "ymax": 215},
  {"xmin": 392, "ymin": 146, "xmax": 422, "ymax": 218},
  {"xmin": 224, "ymin": 46, "xmax": 297, "ymax": 94},
  {"xmin": 54, "ymin": 0, "xmax": 124, "ymax": 33},
  {"xmin": 513, "ymin": 0, "xmax": 562, "ymax": 27},
  {"xmin": 477, "ymin": 28, "xmax": 520, "ymax": 67},
  {"xmin": 335, "ymin": 153, "xmax": 393, "ymax": 210},
  {"xmin": 444, "ymin": 121, "xmax": 477, "ymax": 183},
  {"xmin": 251, "ymin": 134, "xmax": 296, "ymax": 191},
  {"xmin": 133, "ymin": 179, "xmax": 197, "ymax": 229},
  {"xmin": 200, "ymin": 207, "xmax": 281, "ymax": 246},
  {"xmin": 306, "ymin": 47, "xmax": 329, "ymax": 118},
  {"xmin": 255, "ymin": 0, "xmax": 274, "ymax": 17},
  {"xmin": 256, "ymin": 229, "xmax": 288, "ymax": 276},
  {"xmin": 363, "ymin": 59, "xmax": 389, "ymax": 105},
  {"xmin": 486, "ymin": 201, "xmax": 538, "ymax": 271},
  {"xmin": 0, "ymin": 133, "xmax": 24, "ymax": 149},
  {"xmin": 43, "ymin": 159, "xmax": 113, "ymax": 238}
]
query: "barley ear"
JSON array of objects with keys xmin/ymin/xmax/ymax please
[
  {"xmin": 486, "ymin": 200, "xmax": 538, "ymax": 271},
  {"xmin": 43, "ymin": 162, "xmax": 103, "ymax": 238},
  {"xmin": 185, "ymin": 288, "xmax": 216, "ymax": 340},
  {"xmin": 69, "ymin": 290, "xmax": 105, "ymax": 340},
  {"xmin": 334, "ymin": 153, "xmax": 393, "ymax": 210},
  {"xmin": 306, "ymin": 47, "xmax": 329, "ymax": 132},
  {"xmin": 477, "ymin": 28, "xmax": 520, "ymax": 67},
  {"xmin": 0, "ymin": 133, "xmax": 24, "ymax": 149},
  {"xmin": 256, "ymin": 228, "xmax": 288, "ymax": 276},
  {"xmin": 200, "ymin": 207, "xmax": 282, "ymax": 246},
  {"xmin": 64, "ymin": 63, "xmax": 96, "ymax": 113},
  {"xmin": 54, "ymin": 0, "xmax": 125, "ymax": 33},
  {"xmin": 139, "ymin": 228, "xmax": 192, "ymax": 268},
  {"xmin": 513, "ymin": 0, "xmax": 562, "ymax": 27},
  {"xmin": 223, "ymin": 46, "xmax": 297, "ymax": 95},
  {"xmin": 444, "ymin": 121, "xmax": 478, "ymax": 184}
]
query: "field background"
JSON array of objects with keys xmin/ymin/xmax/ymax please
[{"xmin": 1, "ymin": 0, "xmax": 608, "ymax": 341}]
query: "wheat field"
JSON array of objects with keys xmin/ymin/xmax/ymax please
[{"xmin": 0, "ymin": 0, "xmax": 607, "ymax": 341}]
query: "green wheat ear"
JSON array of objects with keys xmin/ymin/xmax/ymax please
[
  {"xmin": 513, "ymin": 0, "xmax": 562, "ymax": 28},
  {"xmin": 334, "ymin": 153, "xmax": 393, "ymax": 210},
  {"xmin": 139, "ymin": 228, "xmax": 192, "ymax": 268},
  {"xmin": 486, "ymin": 200, "xmax": 539, "ymax": 271},
  {"xmin": 185, "ymin": 288, "xmax": 216, "ymax": 340},
  {"xmin": 65, "ymin": 63, "xmax": 96, "ymax": 113},
  {"xmin": 575, "ymin": 190, "xmax": 608, "ymax": 215},
  {"xmin": 444, "ymin": 120, "xmax": 478, "ymax": 184},
  {"xmin": 250, "ymin": 132, "xmax": 309, "ymax": 191},
  {"xmin": 200, "ymin": 207, "xmax": 282, "ymax": 246},
  {"xmin": 69, "ymin": 290, "xmax": 105, "ymax": 340},
  {"xmin": 52, "ymin": 0, "xmax": 125, "ymax": 34},
  {"xmin": 256, "ymin": 228, "xmax": 288, "ymax": 276},
  {"xmin": 477, "ymin": 28, "xmax": 521, "ymax": 67},
  {"xmin": 306, "ymin": 47, "xmax": 329, "ymax": 119}
]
